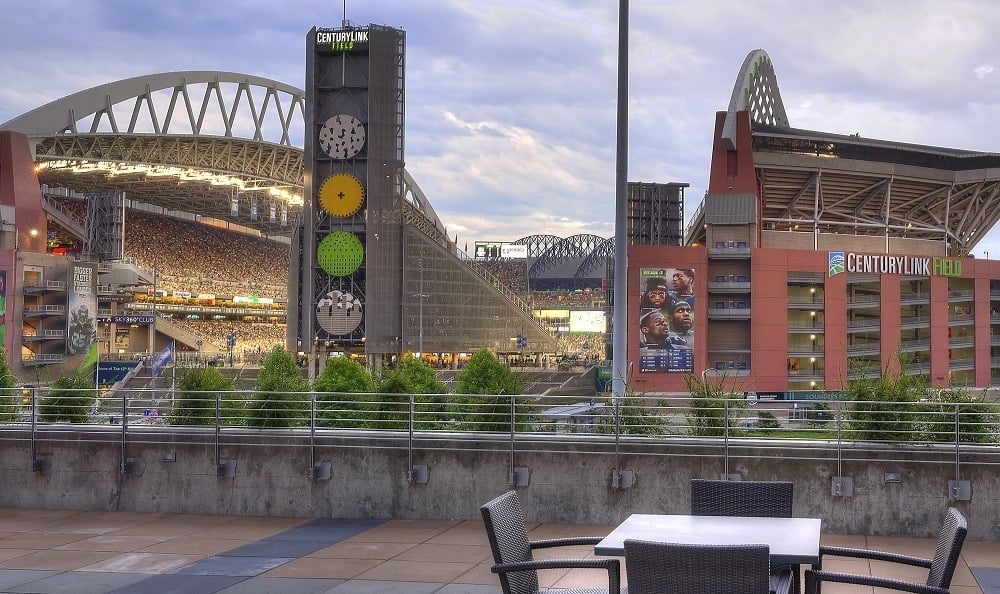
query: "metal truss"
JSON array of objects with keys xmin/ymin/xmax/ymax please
[
  {"xmin": 512, "ymin": 234, "xmax": 562, "ymax": 258},
  {"xmin": 1, "ymin": 71, "xmax": 447, "ymax": 241},
  {"xmin": 755, "ymin": 131, "xmax": 1000, "ymax": 253},
  {"xmin": 577, "ymin": 237, "xmax": 614, "ymax": 279},
  {"xmin": 530, "ymin": 233, "xmax": 607, "ymax": 277},
  {"xmin": 722, "ymin": 49, "xmax": 788, "ymax": 150}
]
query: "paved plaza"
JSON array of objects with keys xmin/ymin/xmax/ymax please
[{"xmin": 0, "ymin": 507, "xmax": 995, "ymax": 593}]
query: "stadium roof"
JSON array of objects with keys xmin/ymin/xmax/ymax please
[
  {"xmin": 0, "ymin": 71, "xmax": 445, "ymax": 241},
  {"xmin": 687, "ymin": 49, "xmax": 1000, "ymax": 252}
]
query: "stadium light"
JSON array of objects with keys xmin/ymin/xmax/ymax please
[{"xmin": 35, "ymin": 160, "xmax": 304, "ymax": 206}]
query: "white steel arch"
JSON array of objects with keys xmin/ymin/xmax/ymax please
[{"xmin": 721, "ymin": 49, "xmax": 789, "ymax": 150}]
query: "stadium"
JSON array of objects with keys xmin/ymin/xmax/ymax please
[
  {"xmin": 0, "ymin": 33, "xmax": 619, "ymax": 378},
  {"xmin": 4, "ymin": 30, "xmax": 1000, "ymax": 395},
  {"xmin": 632, "ymin": 49, "xmax": 1000, "ymax": 395}
]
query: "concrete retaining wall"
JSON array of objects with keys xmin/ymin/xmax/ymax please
[{"xmin": 1, "ymin": 427, "xmax": 998, "ymax": 541}]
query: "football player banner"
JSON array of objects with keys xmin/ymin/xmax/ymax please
[{"xmin": 638, "ymin": 267, "xmax": 695, "ymax": 373}]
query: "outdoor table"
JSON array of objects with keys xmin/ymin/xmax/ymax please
[{"xmin": 594, "ymin": 513, "xmax": 822, "ymax": 565}]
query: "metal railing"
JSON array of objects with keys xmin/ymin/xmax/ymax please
[{"xmin": 2, "ymin": 388, "xmax": 998, "ymax": 485}]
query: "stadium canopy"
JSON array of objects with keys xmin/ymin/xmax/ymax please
[
  {"xmin": 0, "ymin": 71, "xmax": 444, "ymax": 240},
  {"xmin": 687, "ymin": 49, "xmax": 1000, "ymax": 254}
]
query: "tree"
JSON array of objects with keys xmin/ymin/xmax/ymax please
[
  {"xmin": 170, "ymin": 366, "xmax": 239, "ymax": 426},
  {"xmin": 683, "ymin": 373, "xmax": 748, "ymax": 437},
  {"xmin": 921, "ymin": 389, "xmax": 999, "ymax": 444},
  {"xmin": 38, "ymin": 374, "xmax": 94, "ymax": 423},
  {"xmin": 593, "ymin": 392, "xmax": 673, "ymax": 435},
  {"xmin": 756, "ymin": 410, "xmax": 782, "ymax": 430},
  {"xmin": 375, "ymin": 355, "xmax": 448, "ymax": 430},
  {"xmin": 247, "ymin": 346, "xmax": 309, "ymax": 428},
  {"xmin": 844, "ymin": 358, "xmax": 924, "ymax": 442},
  {"xmin": 452, "ymin": 349, "xmax": 527, "ymax": 432},
  {"xmin": 0, "ymin": 348, "xmax": 19, "ymax": 423},
  {"xmin": 313, "ymin": 356, "xmax": 374, "ymax": 429}
]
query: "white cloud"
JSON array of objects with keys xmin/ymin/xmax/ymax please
[{"xmin": 3, "ymin": 0, "xmax": 1000, "ymax": 246}]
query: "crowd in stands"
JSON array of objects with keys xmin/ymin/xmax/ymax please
[
  {"xmin": 168, "ymin": 318, "xmax": 286, "ymax": 356},
  {"xmin": 45, "ymin": 196, "xmax": 289, "ymax": 300},
  {"xmin": 531, "ymin": 288, "xmax": 605, "ymax": 309},
  {"xmin": 477, "ymin": 259, "xmax": 529, "ymax": 295},
  {"xmin": 122, "ymin": 209, "xmax": 289, "ymax": 300}
]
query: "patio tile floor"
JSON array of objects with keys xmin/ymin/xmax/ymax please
[{"xmin": 0, "ymin": 507, "xmax": 992, "ymax": 593}]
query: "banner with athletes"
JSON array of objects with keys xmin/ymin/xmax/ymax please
[
  {"xmin": 638, "ymin": 267, "xmax": 695, "ymax": 373},
  {"xmin": 66, "ymin": 263, "xmax": 98, "ymax": 355}
]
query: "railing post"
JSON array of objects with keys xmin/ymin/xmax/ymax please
[
  {"xmin": 408, "ymin": 392, "xmax": 415, "ymax": 482},
  {"xmin": 30, "ymin": 387, "xmax": 39, "ymax": 470},
  {"xmin": 723, "ymin": 398, "xmax": 730, "ymax": 477},
  {"xmin": 831, "ymin": 400, "xmax": 853, "ymax": 496},
  {"xmin": 948, "ymin": 402, "xmax": 970, "ymax": 500},
  {"xmin": 215, "ymin": 391, "xmax": 221, "ymax": 471},
  {"xmin": 120, "ymin": 389, "xmax": 128, "ymax": 474},
  {"xmin": 407, "ymin": 392, "xmax": 428, "ymax": 484},
  {"xmin": 309, "ymin": 391, "xmax": 316, "ymax": 477}
]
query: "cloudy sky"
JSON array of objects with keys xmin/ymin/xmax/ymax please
[{"xmin": 2, "ymin": 0, "xmax": 1000, "ymax": 254}]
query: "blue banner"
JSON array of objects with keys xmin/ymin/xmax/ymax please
[
  {"xmin": 151, "ymin": 343, "xmax": 173, "ymax": 376},
  {"xmin": 230, "ymin": 194, "xmax": 239, "ymax": 217}
]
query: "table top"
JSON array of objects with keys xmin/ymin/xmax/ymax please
[{"xmin": 594, "ymin": 514, "xmax": 822, "ymax": 565}]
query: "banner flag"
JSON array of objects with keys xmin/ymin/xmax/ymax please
[
  {"xmin": 151, "ymin": 343, "xmax": 173, "ymax": 377},
  {"xmin": 230, "ymin": 194, "xmax": 239, "ymax": 217},
  {"xmin": 77, "ymin": 342, "xmax": 99, "ymax": 374},
  {"xmin": 269, "ymin": 202, "xmax": 277, "ymax": 224}
]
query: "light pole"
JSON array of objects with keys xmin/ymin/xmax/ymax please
[
  {"xmin": 413, "ymin": 292, "xmax": 428, "ymax": 357},
  {"xmin": 413, "ymin": 247, "xmax": 428, "ymax": 358}
]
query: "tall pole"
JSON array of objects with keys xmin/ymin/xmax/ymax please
[
  {"xmin": 418, "ymin": 252, "xmax": 424, "ymax": 357},
  {"xmin": 612, "ymin": 0, "xmax": 629, "ymax": 401},
  {"xmin": 150, "ymin": 242, "xmax": 157, "ymax": 392}
]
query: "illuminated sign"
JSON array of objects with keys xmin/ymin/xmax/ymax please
[
  {"xmin": 829, "ymin": 252, "xmax": 962, "ymax": 277},
  {"xmin": 569, "ymin": 310, "xmax": 605, "ymax": 333},
  {"xmin": 474, "ymin": 242, "xmax": 527, "ymax": 260},
  {"xmin": 234, "ymin": 295, "xmax": 274, "ymax": 306},
  {"xmin": 105, "ymin": 315, "xmax": 154, "ymax": 325},
  {"xmin": 316, "ymin": 28, "xmax": 369, "ymax": 52}
]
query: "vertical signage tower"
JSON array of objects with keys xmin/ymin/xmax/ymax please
[{"xmin": 293, "ymin": 24, "xmax": 405, "ymax": 373}]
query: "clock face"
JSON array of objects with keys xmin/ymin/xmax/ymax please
[
  {"xmin": 318, "ymin": 173, "xmax": 365, "ymax": 218},
  {"xmin": 316, "ymin": 290, "xmax": 363, "ymax": 335},
  {"xmin": 317, "ymin": 232, "xmax": 364, "ymax": 277},
  {"xmin": 319, "ymin": 114, "xmax": 366, "ymax": 159}
]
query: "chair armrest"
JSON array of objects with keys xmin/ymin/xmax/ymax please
[
  {"xmin": 805, "ymin": 570, "xmax": 948, "ymax": 594},
  {"xmin": 530, "ymin": 536, "xmax": 603, "ymax": 549},
  {"xmin": 493, "ymin": 558, "xmax": 621, "ymax": 593},
  {"xmin": 770, "ymin": 569, "xmax": 794, "ymax": 594},
  {"xmin": 812, "ymin": 546, "xmax": 932, "ymax": 571}
]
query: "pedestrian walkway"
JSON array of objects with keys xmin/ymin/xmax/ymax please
[{"xmin": 0, "ymin": 507, "xmax": 995, "ymax": 593}]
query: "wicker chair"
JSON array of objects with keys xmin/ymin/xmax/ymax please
[
  {"xmin": 690, "ymin": 479, "xmax": 794, "ymax": 518},
  {"xmin": 480, "ymin": 491, "xmax": 623, "ymax": 594},
  {"xmin": 805, "ymin": 507, "xmax": 967, "ymax": 594},
  {"xmin": 623, "ymin": 540, "xmax": 791, "ymax": 594},
  {"xmin": 690, "ymin": 479, "xmax": 796, "ymax": 593}
]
